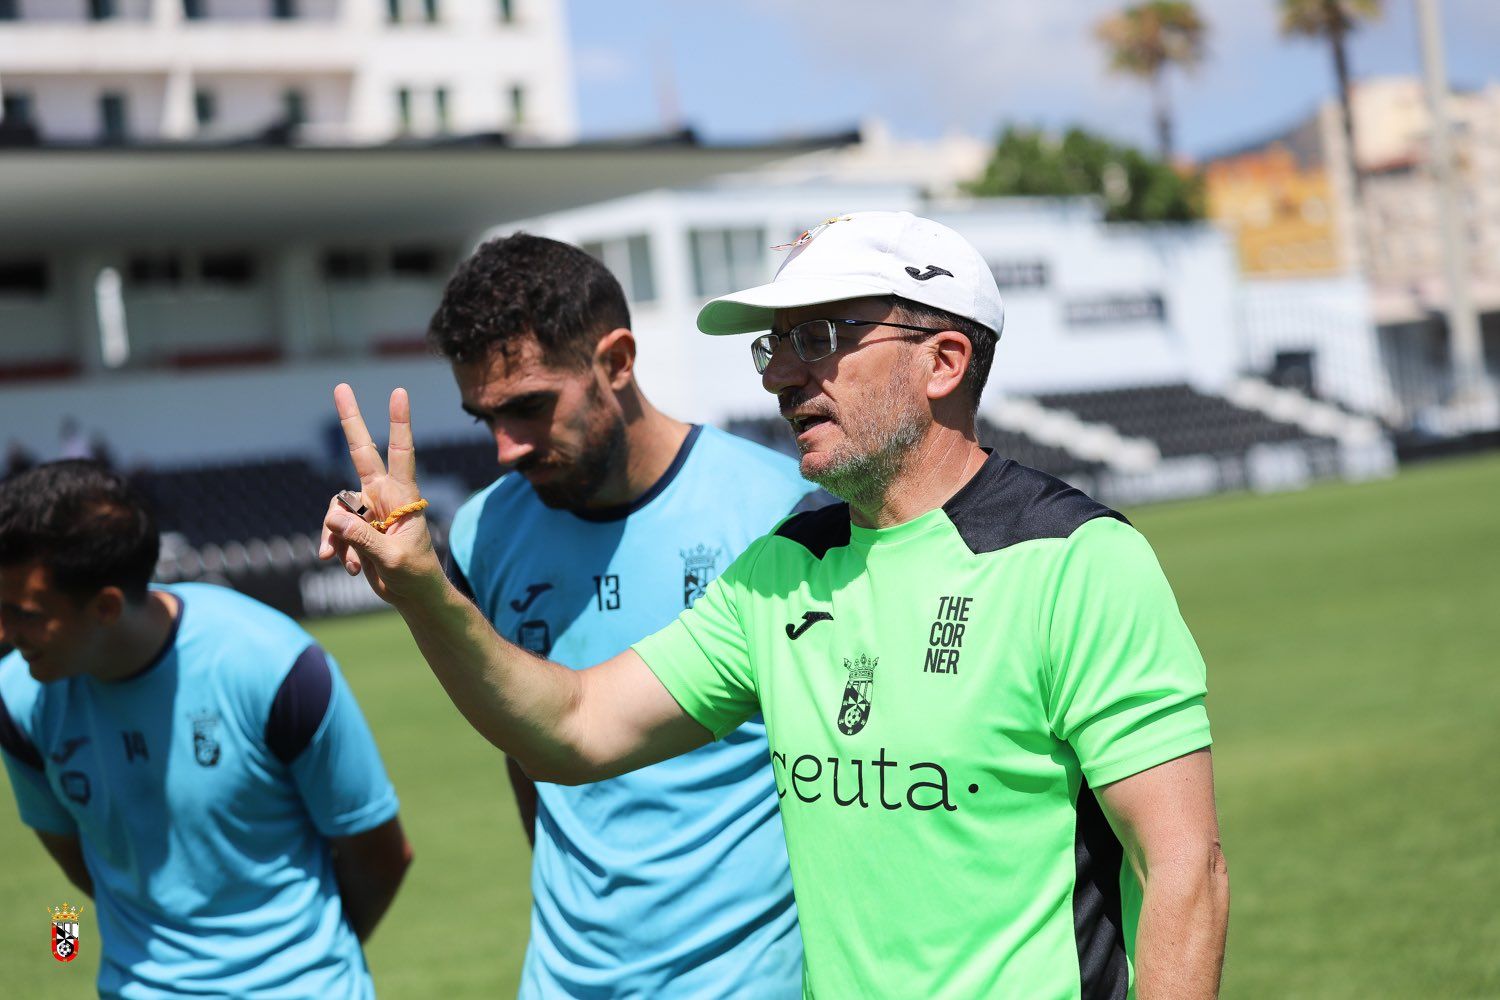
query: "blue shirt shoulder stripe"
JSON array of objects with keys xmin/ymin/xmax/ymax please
[
  {"xmin": 447, "ymin": 551, "xmax": 476, "ymax": 601},
  {"xmin": 265, "ymin": 645, "xmax": 334, "ymax": 765},
  {"xmin": 0, "ymin": 686, "xmax": 41, "ymax": 771}
]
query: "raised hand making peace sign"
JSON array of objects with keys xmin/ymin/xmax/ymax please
[{"xmin": 319, "ymin": 383, "xmax": 444, "ymax": 604}]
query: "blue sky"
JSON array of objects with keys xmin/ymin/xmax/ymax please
[{"xmin": 565, "ymin": 0, "xmax": 1500, "ymax": 159}]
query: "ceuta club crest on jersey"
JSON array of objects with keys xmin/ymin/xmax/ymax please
[
  {"xmin": 49, "ymin": 902, "xmax": 83, "ymax": 963},
  {"xmin": 681, "ymin": 544, "xmax": 721, "ymax": 608},
  {"xmin": 190, "ymin": 710, "xmax": 221, "ymax": 767},
  {"xmin": 837, "ymin": 654, "xmax": 878, "ymax": 735}
]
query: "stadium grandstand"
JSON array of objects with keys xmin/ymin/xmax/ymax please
[{"xmin": 11, "ymin": 112, "xmax": 1500, "ymax": 625}]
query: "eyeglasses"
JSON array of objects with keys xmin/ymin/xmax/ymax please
[{"xmin": 750, "ymin": 318, "xmax": 946, "ymax": 374}]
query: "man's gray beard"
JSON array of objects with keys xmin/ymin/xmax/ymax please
[{"xmin": 805, "ymin": 407, "xmax": 925, "ymax": 511}]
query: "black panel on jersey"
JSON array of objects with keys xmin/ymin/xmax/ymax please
[
  {"xmin": 266, "ymin": 645, "xmax": 334, "ymax": 765},
  {"xmin": 1073, "ymin": 781, "xmax": 1130, "ymax": 999},
  {"xmin": 0, "ymin": 688, "xmax": 43, "ymax": 771},
  {"xmin": 944, "ymin": 454, "xmax": 1126, "ymax": 555},
  {"xmin": 774, "ymin": 500, "xmax": 851, "ymax": 560}
]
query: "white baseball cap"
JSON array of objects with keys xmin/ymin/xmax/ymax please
[{"xmin": 696, "ymin": 211, "xmax": 1005, "ymax": 339}]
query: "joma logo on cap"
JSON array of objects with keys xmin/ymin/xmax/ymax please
[{"xmin": 904, "ymin": 265, "xmax": 954, "ymax": 281}]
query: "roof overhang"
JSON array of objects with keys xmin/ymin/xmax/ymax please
[{"xmin": 0, "ymin": 129, "xmax": 860, "ymax": 247}]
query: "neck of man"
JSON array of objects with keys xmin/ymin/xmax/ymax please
[
  {"xmin": 582, "ymin": 386, "xmax": 691, "ymax": 512},
  {"xmin": 92, "ymin": 590, "xmax": 180, "ymax": 683},
  {"xmin": 847, "ymin": 424, "xmax": 986, "ymax": 530}
]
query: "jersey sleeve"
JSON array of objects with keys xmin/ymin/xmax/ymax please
[
  {"xmin": 272, "ymin": 646, "xmax": 400, "ymax": 838},
  {"xmin": 1044, "ymin": 517, "xmax": 1212, "ymax": 788},
  {"xmin": 632, "ymin": 538, "xmax": 765, "ymax": 741},
  {"xmin": 0, "ymin": 685, "xmax": 77, "ymax": 836}
]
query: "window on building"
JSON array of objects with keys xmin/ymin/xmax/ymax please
[
  {"xmin": 200, "ymin": 252, "xmax": 256, "ymax": 287},
  {"xmin": 182, "ymin": 0, "xmax": 204, "ymax": 19},
  {"xmin": 509, "ymin": 84, "xmax": 525, "ymax": 125},
  {"xmin": 581, "ymin": 234, "xmax": 656, "ymax": 304},
  {"xmin": 282, "ymin": 89, "xmax": 306, "ymax": 128},
  {"xmin": 2, "ymin": 94, "xmax": 32, "ymax": 129},
  {"xmin": 99, "ymin": 93, "xmax": 128, "ymax": 145},
  {"xmin": 127, "ymin": 253, "xmax": 184, "ymax": 288},
  {"xmin": 689, "ymin": 228, "xmax": 765, "ymax": 298},
  {"xmin": 498, "ymin": 0, "xmax": 514, "ymax": 22},
  {"xmin": 272, "ymin": 0, "xmax": 296, "ymax": 19},
  {"xmin": 193, "ymin": 89, "xmax": 216, "ymax": 128},
  {"xmin": 396, "ymin": 88, "xmax": 412, "ymax": 131},
  {"xmin": 433, "ymin": 87, "xmax": 450, "ymax": 132},
  {"xmin": 323, "ymin": 249, "xmax": 375, "ymax": 281},
  {"xmin": 390, "ymin": 246, "xmax": 442, "ymax": 277},
  {"xmin": 422, "ymin": 0, "xmax": 438, "ymax": 22},
  {"xmin": 0, "ymin": 259, "xmax": 48, "ymax": 296},
  {"xmin": 386, "ymin": 0, "xmax": 399, "ymax": 22},
  {"xmin": 89, "ymin": 0, "xmax": 117, "ymax": 20}
]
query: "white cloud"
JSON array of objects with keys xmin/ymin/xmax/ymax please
[{"xmin": 755, "ymin": 0, "xmax": 1356, "ymax": 150}]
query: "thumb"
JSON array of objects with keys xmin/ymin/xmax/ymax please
[{"xmin": 328, "ymin": 509, "xmax": 385, "ymax": 561}]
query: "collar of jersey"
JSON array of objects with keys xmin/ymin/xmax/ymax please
[
  {"xmin": 108, "ymin": 588, "xmax": 186, "ymax": 685},
  {"xmin": 570, "ymin": 424, "xmax": 702, "ymax": 523},
  {"xmin": 847, "ymin": 505, "xmax": 949, "ymax": 547}
]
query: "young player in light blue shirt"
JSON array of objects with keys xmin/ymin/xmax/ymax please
[
  {"xmin": 0, "ymin": 461, "xmax": 411, "ymax": 999},
  {"xmin": 332, "ymin": 233, "xmax": 811, "ymax": 997}
]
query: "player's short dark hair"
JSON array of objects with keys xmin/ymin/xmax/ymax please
[
  {"xmin": 892, "ymin": 297, "xmax": 999, "ymax": 416},
  {"xmin": 0, "ymin": 460, "xmax": 158, "ymax": 604},
  {"xmin": 427, "ymin": 232, "xmax": 632, "ymax": 370}
]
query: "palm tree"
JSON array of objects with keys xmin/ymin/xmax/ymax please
[
  {"xmin": 1278, "ymin": 0, "xmax": 1384, "ymax": 193},
  {"xmin": 1095, "ymin": 1, "xmax": 1208, "ymax": 161}
]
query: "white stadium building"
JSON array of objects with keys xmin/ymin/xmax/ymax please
[{"xmin": 0, "ymin": 3, "xmax": 1408, "ymax": 614}]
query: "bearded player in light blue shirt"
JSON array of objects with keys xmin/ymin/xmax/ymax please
[
  {"xmin": 406, "ymin": 234, "xmax": 811, "ymax": 997},
  {"xmin": 0, "ymin": 461, "xmax": 411, "ymax": 998}
]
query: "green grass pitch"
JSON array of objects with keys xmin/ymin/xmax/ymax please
[{"xmin": 2, "ymin": 453, "xmax": 1497, "ymax": 997}]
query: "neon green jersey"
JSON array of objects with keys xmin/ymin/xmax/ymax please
[{"xmin": 633, "ymin": 456, "xmax": 1211, "ymax": 999}]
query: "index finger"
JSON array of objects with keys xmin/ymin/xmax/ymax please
[
  {"xmin": 387, "ymin": 387, "xmax": 417, "ymax": 486},
  {"xmin": 334, "ymin": 382, "xmax": 386, "ymax": 484}
]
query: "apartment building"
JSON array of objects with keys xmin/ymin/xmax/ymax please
[{"xmin": 0, "ymin": 0, "xmax": 576, "ymax": 145}]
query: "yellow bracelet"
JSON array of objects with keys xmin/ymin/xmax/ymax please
[{"xmin": 373, "ymin": 498, "xmax": 429, "ymax": 533}]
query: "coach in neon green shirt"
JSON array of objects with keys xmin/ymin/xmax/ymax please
[{"xmin": 321, "ymin": 211, "xmax": 1229, "ymax": 999}]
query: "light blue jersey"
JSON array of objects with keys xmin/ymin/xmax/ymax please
[
  {"xmin": 448, "ymin": 425, "xmax": 813, "ymax": 999},
  {"xmin": 0, "ymin": 583, "xmax": 398, "ymax": 999}
]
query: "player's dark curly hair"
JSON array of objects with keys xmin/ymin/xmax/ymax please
[
  {"xmin": 427, "ymin": 232, "xmax": 632, "ymax": 369},
  {"xmin": 0, "ymin": 460, "xmax": 158, "ymax": 603},
  {"xmin": 891, "ymin": 297, "xmax": 1000, "ymax": 417}
]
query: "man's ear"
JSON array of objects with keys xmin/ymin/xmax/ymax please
[
  {"xmin": 595, "ymin": 328, "xmax": 637, "ymax": 391},
  {"xmin": 89, "ymin": 586, "xmax": 126, "ymax": 626},
  {"xmin": 926, "ymin": 330, "xmax": 972, "ymax": 404}
]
